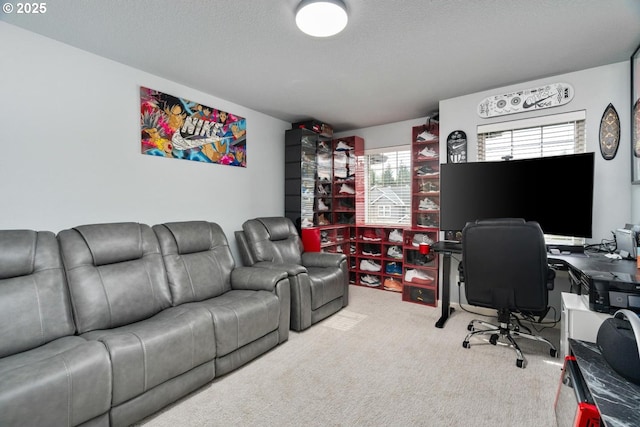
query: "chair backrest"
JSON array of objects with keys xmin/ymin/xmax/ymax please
[
  {"xmin": 242, "ymin": 217, "xmax": 304, "ymax": 265},
  {"xmin": 58, "ymin": 222, "xmax": 172, "ymax": 334},
  {"xmin": 462, "ymin": 218, "xmax": 549, "ymax": 312},
  {"xmin": 153, "ymin": 221, "xmax": 235, "ymax": 305},
  {"xmin": 0, "ymin": 230, "xmax": 75, "ymax": 358}
]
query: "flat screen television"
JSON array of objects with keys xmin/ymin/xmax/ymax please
[{"xmin": 439, "ymin": 152, "xmax": 594, "ymax": 238}]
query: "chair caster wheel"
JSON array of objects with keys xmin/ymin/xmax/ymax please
[
  {"xmin": 550, "ymin": 348, "xmax": 557, "ymax": 357},
  {"xmin": 516, "ymin": 359, "xmax": 526, "ymax": 368},
  {"xmin": 467, "ymin": 323, "xmax": 474, "ymax": 331},
  {"xmin": 489, "ymin": 334, "xmax": 498, "ymax": 345},
  {"xmin": 463, "ymin": 341, "xmax": 470, "ymax": 348}
]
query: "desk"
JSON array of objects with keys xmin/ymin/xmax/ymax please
[
  {"xmin": 549, "ymin": 252, "xmax": 639, "ymax": 281},
  {"xmin": 550, "ymin": 252, "xmax": 640, "ymax": 313},
  {"xmin": 569, "ymin": 339, "xmax": 640, "ymax": 427},
  {"xmin": 433, "ymin": 247, "xmax": 640, "ymax": 329},
  {"xmin": 432, "ymin": 241, "xmax": 461, "ymax": 328}
]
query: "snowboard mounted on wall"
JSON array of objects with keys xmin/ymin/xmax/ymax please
[{"xmin": 477, "ymin": 82, "xmax": 574, "ymax": 118}]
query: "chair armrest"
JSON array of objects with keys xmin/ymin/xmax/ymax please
[
  {"xmin": 302, "ymin": 252, "xmax": 346, "ymax": 268},
  {"xmin": 457, "ymin": 263, "xmax": 465, "ymax": 284},
  {"xmin": 231, "ymin": 266, "xmax": 289, "ymax": 291},
  {"xmin": 252, "ymin": 261, "xmax": 307, "ymax": 275}
]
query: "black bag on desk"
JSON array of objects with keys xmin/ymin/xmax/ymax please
[{"xmin": 597, "ymin": 309, "xmax": 640, "ymax": 385}]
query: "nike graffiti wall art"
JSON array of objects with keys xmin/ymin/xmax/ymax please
[
  {"xmin": 140, "ymin": 87, "xmax": 246, "ymax": 167},
  {"xmin": 477, "ymin": 82, "xmax": 574, "ymax": 118}
]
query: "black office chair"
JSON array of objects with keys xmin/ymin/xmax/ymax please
[{"xmin": 459, "ymin": 219, "xmax": 558, "ymax": 368}]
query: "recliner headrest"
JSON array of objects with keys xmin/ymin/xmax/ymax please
[
  {"xmin": 75, "ymin": 223, "xmax": 144, "ymax": 265},
  {"xmin": 0, "ymin": 230, "xmax": 37, "ymax": 279},
  {"xmin": 163, "ymin": 221, "xmax": 212, "ymax": 254},
  {"xmin": 258, "ymin": 217, "xmax": 295, "ymax": 241}
]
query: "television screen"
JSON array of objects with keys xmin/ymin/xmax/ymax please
[{"xmin": 439, "ymin": 152, "xmax": 594, "ymax": 238}]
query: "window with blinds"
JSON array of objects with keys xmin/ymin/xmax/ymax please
[
  {"xmin": 476, "ymin": 110, "xmax": 587, "ymax": 243},
  {"xmin": 362, "ymin": 147, "xmax": 411, "ymax": 226},
  {"xmin": 477, "ymin": 111, "xmax": 586, "ymax": 161}
]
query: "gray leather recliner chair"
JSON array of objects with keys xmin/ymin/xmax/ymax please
[
  {"xmin": 237, "ymin": 217, "xmax": 348, "ymax": 331},
  {"xmin": 0, "ymin": 230, "xmax": 112, "ymax": 427}
]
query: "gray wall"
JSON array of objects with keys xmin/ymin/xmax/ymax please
[
  {"xmin": 341, "ymin": 61, "xmax": 632, "ymax": 317},
  {"xmin": 0, "ymin": 22, "xmax": 289, "ymax": 260}
]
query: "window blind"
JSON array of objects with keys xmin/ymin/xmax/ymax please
[{"xmin": 477, "ymin": 110, "xmax": 586, "ymax": 161}]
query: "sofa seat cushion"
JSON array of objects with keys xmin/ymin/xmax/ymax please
[
  {"xmin": 0, "ymin": 336, "xmax": 111, "ymax": 427},
  {"xmin": 189, "ymin": 290, "xmax": 280, "ymax": 357},
  {"xmin": 307, "ymin": 267, "xmax": 345, "ymax": 310},
  {"xmin": 82, "ymin": 305, "xmax": 215, "ymax": 406}
]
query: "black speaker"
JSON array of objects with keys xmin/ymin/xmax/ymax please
[{"xmin": 597, "ymin": 311, "xmax": 640, "ymax": 385}]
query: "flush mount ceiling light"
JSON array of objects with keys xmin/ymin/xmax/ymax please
[{"xmin": 295, "ymin": 0, "xmax": 348, "ymax": 37}]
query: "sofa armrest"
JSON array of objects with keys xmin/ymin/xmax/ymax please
[
  {"xmin": 301, "ymin": 252, "xmax": 346, "ymax": 268},
  {"xmin": 231, "ymin": 266, "xmax": 289, "ymax": 291},
  {"xmin": 252, "ymin": 261, "xmax": 307, "ymax": 275}
]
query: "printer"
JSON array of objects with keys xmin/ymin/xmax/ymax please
[{"xmin": 576, "ymin": 269, "xmax": 640, "ymax": 314}]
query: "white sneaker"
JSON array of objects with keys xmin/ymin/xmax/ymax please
[
  {"xmin": 412, "ymin": 234, "xmax": 434, "ymax": 247},
  {"xmin": 388, "ymin": 229, "xmax": 403, "ymax": 242},
  {"xmin": 360, "ymin": 259, "xmax": 381, "ymax": 272},
  {"xmin": 418, "ymin": 198, "xmax": 439, "ymax": 210},
  {"xmin": 404, "ymin": 269, "xmax": 435, "ymax": 284},
  {"xmin": 418, "ymin": 147, "xmax": 438, "ymax": 159},
  {"xmin": 387, "ymin": 245, "xmax": 403, "ymax": 259},
  {"xmin": 301, "ymin": 218, "xmax": 313, "ymax": 228},
  {"xmin": 334, "ymin": 167, "xmax": 348, "ymax": 178},
  {"xmin": 335, "ymin": 141, "xmax": 353, "ymax": 151},
  {"xmin": 361, "ymin": 274, "xmax": 380, "ymax": 286},
  {"xmin": 333, "ymin": 154, "xmax": 347, "ymax": 168},
  {"xmin": 339, "ymin": 184, "xmax": 355, "ymax": 195},
  {"xmin": 417, "ymin": 130, "xmax": 438, "ymax": 141},
  {"xmin": 317, "ymin": 199, "xmax": 329, "ymax": 211}
]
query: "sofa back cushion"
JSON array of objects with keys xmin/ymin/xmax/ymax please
[
  {"xmin": 153, "ymin": 221, "xmax": 235, "ymax": 305},
  {"xmin": 58, "ymin": 222, "xmax": 171, "ymax": 333},
  {"xmin": 242, "ymin": 217, "xmax": 303, "ymax": 265},
  {"xmin": 0, "ymin": 230, "xmax": 75, "ymax": 358}
]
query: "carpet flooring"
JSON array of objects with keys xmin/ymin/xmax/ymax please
[{"xmin": 138, "ymin": 285, "xmax": 562, "ymax": 426}]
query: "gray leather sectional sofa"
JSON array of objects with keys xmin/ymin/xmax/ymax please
[{"xmin": 0, "ymin": 221, "xmax": 291, "ymax": 427}]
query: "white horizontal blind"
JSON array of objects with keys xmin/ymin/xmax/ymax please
[
  {"xmin": 363, "ymin": 147, "xmax": 411, "ymax": 226},
  {"xmin": 478, "ymin": 116, "xmax": 586, "ymax": 161},
  {"xmin": 476, "ymin": 111, "xmax": 586, "ymax": 243}
]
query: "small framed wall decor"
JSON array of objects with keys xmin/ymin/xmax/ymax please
[{"xmin": 631, "ymin": 43, "xmax": 640, "ymax": 183}]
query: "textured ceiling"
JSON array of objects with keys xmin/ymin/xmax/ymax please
[{"xmin": 3, "ymin": 0, "xmax": 640, "ymax": 131}]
